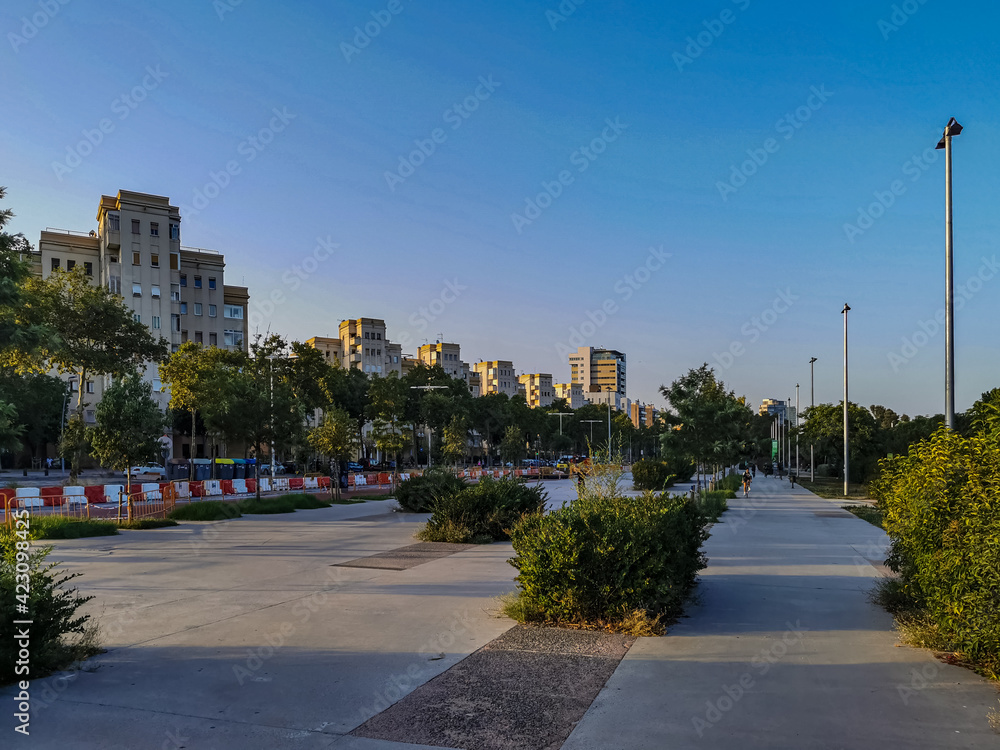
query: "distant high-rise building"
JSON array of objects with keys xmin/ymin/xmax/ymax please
[
  {"xmin": 306, "ymin": 319, "xmax": 402, "ymax": 377},
  {"xmin": 519, "ymin": 373, "xmax": 554, "ymax": 408},
  {"xmin": 569, "ymin": 346, "xmax": 626, "ymax": 399},
  {"xmin": 472, "ymin": 360, "xmax": 518, "ymax": 397}
]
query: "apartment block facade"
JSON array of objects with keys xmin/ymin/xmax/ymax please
[
  {"xmin": 32, "ymin": 190, "xmax": 249, "ymax": 425},
  {"xmin": 519, "ymin": 373, "xmax": 554, "ymax": 408},
  {"xmin": 471, "ymin": 360, "xmax": 518, "ymax": 397},
  {"xmin": 569, "ymin": 346, "xmax": 627, "ymax": 408},
  {"xmin": 554, "ymin": 382, "xmax": 585, "ymax": 409},
  {"xmin": 630, "ymin": 402, "xmax": 660, "ymax": 429}
]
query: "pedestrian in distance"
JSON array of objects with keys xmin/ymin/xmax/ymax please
[
  {"xmin": 742, "ymin": 468, "xmax": 752, "ymax": 497},
  {"xmin": 751, "ymin": 462, "xmax": 756, "ymax": 478}
]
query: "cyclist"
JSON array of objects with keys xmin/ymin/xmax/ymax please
[{"xmin": 742, "ymin": 468, "xmax": 753, "ymax": 497}]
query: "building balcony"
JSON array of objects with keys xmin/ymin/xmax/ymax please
[{"xmin": 105, "ymin": 229, "xmax": 120, "ymax": 249}]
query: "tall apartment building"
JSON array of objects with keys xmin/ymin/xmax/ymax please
[
  {"xmin": 569, "ymin": 346, "xmax": 627, "ymax": 407},
  {"xmin": 471, "ymin": 360, "xmax": 518, "ymax": 397},
  {"xmin": 630, "ymin": 402, "xmax": 660, "ymax": 429},
  {"xmin": 519, "ymin": 373, "xmax": 554, "ymax": 408},
  {"xmin": 418, "ymin": 342, "xmax": 464, "ymax": 379},
  {"xmin": 305, "ymin": 319, "xmax": 402, "ymax": 376},
  {"xmin": 554, "ymin": 382, "xmax": 584, "ymax": 409},
  {"xmin": 32, "ymin": 190, "xmax": 249, "ymax": 425}
]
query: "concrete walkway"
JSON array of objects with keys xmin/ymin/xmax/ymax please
[{"xmin": 563, "ymin": 475, "xmax": 999, "ymax": 749}]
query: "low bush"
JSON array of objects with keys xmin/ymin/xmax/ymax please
[
  {"xmin": 631, "ymin": 460, "xmax": 675, "ymax": 491},
  {"xmin": 716, "ymin": 474, "xmax": 742, "ymax": 493},
  {"xmin": 1, "ymin": 524, "xmax": 101, "ymax": 685},
  {"xmin": 30, "ymin": 517, "xmax": 119, "ymax": 539},
  {"xmin": 507, "ymin": 491, "xmax": 707, "ymax": 632},
  {"xmin": 395, "ymin": 470, "xmax": 466, "ymax": 513},
  {"xmin": 238, "ymin": 496, "xmax": 297, "ymax": 514},
  {"xmin": 870, "ymin": 426, "xmax": 1000, "ymax": 677},
  {"xmin": 843, "ymin": 504, "xmax": 883, "ymax": 529},
  {"xmin": 418, "ymin": 477, "xmax": 547, "ymax": 544},
  {"xmin": 697, "ymin": 490, "xmax": 731, "ymax": 522},
  {"xmin": 169, "ymin": 501, "xmax": 242, "ymax": 521},
  {"xmin": 284, "ymin": 493, "xmax": 332, "ymax": 510}
]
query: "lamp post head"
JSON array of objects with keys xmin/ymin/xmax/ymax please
[
  {"xmin": 809, "ymin": 357, "xmax": 817, "ymax": 365},
  {"xmin": 936, "ymin": 117, "xmax": 963, "ymax": 149},
  {"xmin": 842, "ymin": 304, "xmax": 851, "ymax": 314}
]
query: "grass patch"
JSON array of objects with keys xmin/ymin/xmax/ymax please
[
  {"xmin": 330, "ymin": 498, "xmax": 367, "ymax": 505},
  {"xmin": 169, "ymin": 501, "xmax": 242, "ymax": 521},
  {"xmin": 498, "ymin": 592, "xmax": 665, "ymax": 636},
  {"xmin": 843, "ymin": 504, "xmax": 884, "ymax": 529},
  {"xmin": 798, "ymin": 479, "xmax": 870, "ymax": 501},
  {"xmin": 358, "ymin": 493, "xmax": 392, "ymax": 501},
  {"xmin": 697, "ymin": 489, "xmax": 732, "ymax": 523},
  {"xmin": 119, "ymin": 519, "xmax": 180, "ymax": 530},
  {"xmin": 237, "ymin": 493, "xmax": 332, "ymax": 515},
  {"xmin": 30, "ymin": 517, "xmax": 120, "ymax": 539}
]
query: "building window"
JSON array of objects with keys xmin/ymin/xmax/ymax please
[
  {"xmin": 50, "ymin": 258, "xmax": 60, "ymax": 272},
  {"xmin": 364, "ymin": 332, "xmax": 370, "ymax": 339},
  {"xmin": 170, "ymin": 284, "xmax": 180, "ymax": 301},
  {"xmin": 133, "ymin": 313, "xmax": 141, "ymax": 323},
  {"xmin": 150, "ymin": 222, "xmax": 159, "ymax": 237},
  {"xmin": 181, "ymin": 330, "xmax": 187, "ymax": 343},
  {"xmin": 133, "ymin": 251, "xmax": 141, "ymax": 265},
  {"xmin": 151, "ymin": 254, "xmax": 159, "ymax": 268},
  {"xmin": 169, "ymin": 223, "xmax": 179, "ymax": 240},
  {"xmin": 209, "ymin": 332, "xmax": 217, "ymax": 346},
  {"xmin": 224, "ymin": 329, "xmax": 244, "ymax": 348},
  {"xmin": 171, "ymin": 314, "xmax": 180, "ymax": 332},
  {"xmin": 84, "ymin": 262, "xmax": 93, "ymax": 276},
  {"xmin": 66, "ymin": 259, "xmax": 76, "ymax": 271},
  {"xmin": 180, "ymin": 302, "xmax": 187, "ymax": 314},
  {"xmin": 84, "ymin": 409, "xmax": 95, "ymax": 424},
  {"xmin": 208, "ymin": 304, "xmax": 217, "ymax": 317},
  {"xmin": 131, "ymin": 219, "xmax": 140, "ymax": 234},
  {"xmin": 108, "ymin": 213, "xmax": 120, "ymax": 231},
  {"xmin": 132, "ymin": 283, "xmax": 142, "ymax": 297},
  {"xmin": 86, "ymin": 381, "xmax": 94, "ymax": 394},
  {"xmin": 152, "ymin": 316, "xmax": 161, "ymax": 330},
  {"xmin": 109, "ymin": 275, "xmax": 121, "ymax": 295},
  {"xmin": 151, "ymin": 285, "xmax": 161, "ymax": 298},
  {"xmin": 180, "ymin": 274, "xmax": 187, "ymax": 287},
  {"xmin": 377, "ymin": 333, "xmax": 382, "ymax": 340},
  {"xmin": 194, "ymin": 276, "xmax": 202, "ymax": 289},
  {"xmin": 193, "ymin": 303, "xmax": 202, "ymax": 316},
  {"xmin": 195, "ymin": 331, "xmax": 203, "ymax": 344},
  {"xmin": 224, "ymin": 305, "xmax": 243, "ymax": 319},
  {"xmin": 208, "ymin": 277, "xmax": 216, "ymax": 290},
  {"xmin": 170, "ymin": 253, "xmax": 179, "ymax": 270}
]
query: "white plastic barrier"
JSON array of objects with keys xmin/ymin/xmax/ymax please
[
  {"xmin": 400, "ymin": 473, "xmax": 410, "ymax": 482},
  {"xmin": 173, "ymin": 482, "xmax": 191, "ymax": 499},
  {"xmin": 354, "ymin": 474, "xmax": 367, "ymax": 486},
  {"xmin": 64, "ymin": 486, "xmax": 87, "ymax": 507},
  {"xmin": 274, "ymin": 478, "xmax": 290, "ymax": 493},
  {"xmin": 104, "ymin": 485, "xmax": 125, "ymax": 504},
  {"xmin": 203, "ymin": 480, "xmax": 223, "ymax": 497},
  {"xmin": 15, "ymin": 488, "xmax": 43, "ymax": 508},
  {"xmin": 303, "ymin": 477, "xmax": 318, "ymax": 490},
  {"xmin": 232, "ymin": 479, "xmax": 248, "ymax": 494},
  {"xmin": 141, "ymin": 482, "xmax": 162, "ymax": 501},
  {"xmin": 258, "ymin": 478, "xmax": 271, "ymax": 493}
]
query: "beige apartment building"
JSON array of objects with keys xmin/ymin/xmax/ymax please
[
  {"xmin": 569, "ymin": 346, "xmax": 627, "ymax": 403},
  {"xmin": 554, "ymin": 382, "xmax": 584, "ymax": 409},
  {"xmin": 305, "ymin": 319, "xmax": 402, "ymax": 376},
  {"xmin": 519, "ymin": 373, "xmax": 554, "ymax": 408},
  {"xmin": 630, "ymin": 402, "xmax": 660, "ymax": 429},
  {"xmin": 418, "ymin": 342, "xmax": 464, "ymax": 379},
  {"xmin": 471, "ymin": 360, "xmax": 518, "ymax": 397},
  {"xmin": 32, "ymin": 190, "xmax": 249, "ymax": 436}
]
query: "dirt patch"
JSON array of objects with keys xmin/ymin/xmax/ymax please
[{"xmin": 352, "ymin": 624, "xmax": 635, "ymax": 750}]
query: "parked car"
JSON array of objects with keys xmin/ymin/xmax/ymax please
[
  {"xmin": 127, "ymin": 464, "xmax": 166, "ymax": 478},
  {"xmin": 258, "ymin": 464, "xmax": 287, "ymax": 476},
  {"xmin": 347, "ymin": 462, "xmax": 363, "ymax": 473}
]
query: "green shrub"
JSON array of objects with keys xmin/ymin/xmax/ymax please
[
  {"xmin": 870, "ymin": 427, "xmax": 1000, "ymax": 677},
  {"xmin": 507, "ymin": 492, "xmax": 707, "ymax": 630},
  {"xmin": 283, "ymin": 493, "xmax": 332, "ymax": 510},
  {"xmin": 698, "ymin": 490, "xmax": 731, "ymax": 522},
  {"xmin": 1, "ymin": 524, "xmax": 101, "ymax": 685},
  {"xmin": 238, "ymin": 496, "xmax": 298, "ymax": 514},
  {"xmin": 843, "ymin": 504, "xmax": 883, "ymax": 529},
  {"xmin": 716, "ymin": 473, "xmax": 742, "ymax": 493},
  {"xmin": 631, "ymin": 460, "xmax": 675, "ymax": 491},
  {"xmin": 119, "ymin": 519, "xmax": 180, "ymax": 530},
  {"xmin": 169, "ymin": 501, "xmax": 242, "ymax": 521},
  {"xmin": 395, "ymin": 469, "xmax": 466, "ymax": 513},
  {"xmin": 418, "ymin": 477, "xmax": 547, "ymax": 544},
  {"xmin": 29, "ymin": 517, "xmax": 119, "ymax": 539}
]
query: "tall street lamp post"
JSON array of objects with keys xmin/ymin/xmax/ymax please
[
  {"xmin": 842, "ymin": 304, "xmax": 851, "ymax": 498},
  {"xmin": 935, "ymin": 117, "xmax": 963, "ymax": 429},
  {"xmin": 809, "ymin": 357, "xmax": 817, "ymax": 482},
  {"xmin": 60, "ymin": 375, "xmax": 78, "ymax": 475},
  {"xmin": 795, "ymin": 384, "xmax": 800, "ymax": 479},
  {"xmin": 581, "ymin": 420, "xmax": 601, "ymax": 451}
]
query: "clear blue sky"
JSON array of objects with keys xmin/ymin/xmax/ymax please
[{"xmin": 3, "ymin": 0, "xmax": 999, "ymax": 416}]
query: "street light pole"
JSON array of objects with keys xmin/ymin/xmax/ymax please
[
  {"xmin": 795, "ymin": 384, "xmax": 800, "ymax": 479},
  {"xmin": 60, "ymin": 376, "xmax": 78, "ymax": 475},
  {"xmin": 581, "ymin": 420, "xmax": 601, "ymax": 450},
  {"xmin": 809, "ymin": 357, "xmax": 817, "ymax": 482},
  {"xmin": 842, "ymin": 304, "xmax": 851, "ymax": 497},
  {"xmin": 936, "ymin": 117, "xmax": 963, "ymax": 430}
]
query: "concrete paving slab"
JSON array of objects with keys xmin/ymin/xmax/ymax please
[{"xmin": 562, "ymin": 476, "xmax": 1000, "ymax": 749}]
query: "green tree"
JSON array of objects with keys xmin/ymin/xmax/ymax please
[
  {"xmin": 0, "ymin": 187, "xmax": 53, "ymax": 360},
  {"xmin": 324, "ymin": 366, "xmax": 370, "ymax": 458},
  {"xmin": 499, "ymin": 424, "xmax": 526, "ymax": 467},
  {"xmin": 0, "ymin": 372, "xmax": 66, "ymax": 462},
  {"xmin": 441, "ymin": 413, "xmax": 469, "ymax": 467},
  {"xmin": 368, "ymin": 372, "xmax": 410, "ymax": 481},
  {"xmin": 308, "ymin": 406, "xmax": 360, "ymax": 499},
  {"xmin": 23, "ymin": 268, "xmax": 167, "ymax": 480},
  {"xmin": 159, "ymin": 342, "xmax": 233, "ymax": 459},
  {"xmin": 90, "ymin": 373, "xmax": 165, "ymax": 507},
  {"xmin": 800, "ymin": 402, "xmax": 880, "ymax": 482},
  {"xmin": 471, "ymin": 393, "xmax": 510, "ymax": 466}
]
